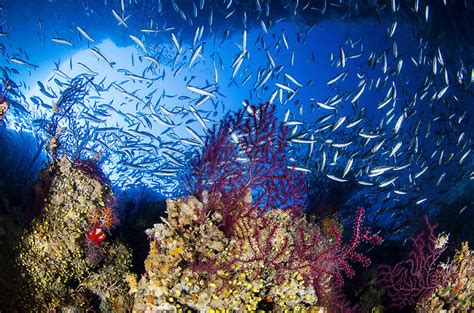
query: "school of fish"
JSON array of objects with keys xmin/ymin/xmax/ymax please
[{"xmin": 0, "ymin": 0, "xmax": 472, "ymax": 237}]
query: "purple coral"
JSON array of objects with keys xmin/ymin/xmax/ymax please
[
  {"xmin": 186, "ymin": 102, "xmax": 382, "ymax": 309},
  {"xmin": 189, "ymin": 102, "xmax": 306, "ymax": 232},
  {"xmin": 377, "ymin": 216, "xmax": 446, "ymax": 309},
  {"xmin": 291, "ymin": 207, "xmax": 382, "ymax": 308}
]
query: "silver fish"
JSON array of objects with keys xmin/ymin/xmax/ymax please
[
  {"xmin": 171, "ymin": 33, "xmax": 182, "ymax": 53},
  {"xmin": 91, "ymin": 47, "xmax": 115, "ymax": 68},
  {"xmin": 187, "ymin": 85, "xmax": 215, "ymax": 97},
  {"xmin": 275, "ymin": 83, "xmax": 295, "ymax": 94},
  {"xmin": 327, "ymin": 174, "xmax": 347, "ymax": 182},
  {"xmin": 327, "ymin": 71, "xmax": 347, "ymax": 85},
  {"xmin": 339, "ymin": 46, "xmax": 346, "ymax": 67},
  {"xmin": 290, "ymin": 137, "xmax": 317, "ymax": 144},
  {"xmin": 282, "ymin": 31, "xmax": 289, "ymax": 50},
  {"xmin": 379, "ymin": 176, "xmax": 398, "ymax": 188},
  {"xmin": 11, "ymin": 57, "xmax": 38, "ymax": 68},
  {"xmin": 388, "ymin": 21, "xmax": 397, "ymax": 38},
  {"xmin": 332, "ymin": 142, "xmax": 353, "ymax": 148},
  {"xmin": 77, "ymin": 26, "xmax": 95, "ymax": 42},
  {"xmin": 343, "ymin": 158, "xmax": 353, "ymax": 178},
  {"xmin": 129, "ymin": 35, "xmax": 147, "ymax": 53},
  {"xmin": 351, "ymin": 83, "xmax": 366, "ymax": 103},
  {"xmin": 185, "ymin": 126, "xmax": 205, "ymax": 146},
  {"xmin": 437, "ymin": 86, "xmax": 448, "ymax": 99},
  {"xmin": 317, "ymin": 102, "xmax": 336, "ymax": 110},
  {"xmin": 346, "ymin": 118, "xmax": 363, "ymax": 128},
  {"xmin": 52, "ymin": 37, "xmax": 74, "ymax": 47},
  {"xmin": 284, "ymin": 73, "xmax": 302, "ymax": 87},
  {"xmin": 142, "ymin": 55, "xmax": 160, "ymax": 67},
  {"xmin": 389, "ymin": 142, "xmax": 402, "ymax": 157},
  {"xmin": 459, "ymin": 149, "xmax": 471, "ymax": 165},
  {"xmin": 260, "ymin": 20, "xmax": 268, "ymax": 33},
  {"xmin": 414, "ymin": 166, "xmax": 428, "ymax": 179},
  {"xmin": 291, "ymin": 166, "xmax": 312, "ymax": 173},
  {"xmin": 331, "ymin": 116, "xmax": 346, "ymax": 131},
  {"xmin": 112, "ymin": 9, "xmax": 128, "ymax": 27},
  {"xmin": 189, "ymin": 43, "xmax": 203, "ymax": 68},
  {"xmin": 393, "ymin": 114, "xmax": 404, "ymax": 134}
]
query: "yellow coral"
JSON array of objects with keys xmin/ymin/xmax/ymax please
[
  {"xmin": 126, "ymin": 273, "xmax": 138, "ymax": 294},
  {"xmin": 416, "ymin": 241, "xmax": 473, "ymax": 312},
  {"xmin": 169, "ymin": 245, "xmax": 184, "ymax": 256}
]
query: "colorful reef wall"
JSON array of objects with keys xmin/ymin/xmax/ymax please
[{"xmin": 0, "ymin": 100, "xmax": 472, "ymax": 311}]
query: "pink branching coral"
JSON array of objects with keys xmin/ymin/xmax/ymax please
[
  {"xmin": 185, "ymin": 102, "xmax": 382, "ymax": 309},
  {"xmin": 189, "ymin": 102, "xmax": 306, "ymax": 232},
  {"xmin": 276, "ymin": 207, "xmax": 381, "ymax": 309},
  {"xmin": 377, "ymin": 216, "xmax": 447, "ymax": 309}
]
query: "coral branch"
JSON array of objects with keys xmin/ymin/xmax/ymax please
[
  {"xmin": 377, "ymin": 216, "xmax": 447, "ymax": 309},
  {"xmin": 180, "ymin": 102, "xmax": 382, "ymax": 310},
  {"xmin": 188, "ymin": 102, "xmax": 306, "ymax": 232},
  {"xmin": 294, "ymin": 207, "xmax": 382, "ymax": 307}
]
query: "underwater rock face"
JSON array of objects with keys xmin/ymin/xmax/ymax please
[
  {"xmin": 16, "ymin": 156, "xmax": 133, "ymax": 311},
  {"xmin": 133, "ymin": 192, "xmax": 324, "ymax": 311}
]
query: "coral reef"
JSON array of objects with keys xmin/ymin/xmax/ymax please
[
  {"xmin": 80, "ymin": 241, "xmax": 134, "ymax": 312},
  {"xmin": 5, "ymin": 102, "xmax": 385, "ymax": 311},
  {"xmin": 132, "ymin": 192, "xmax": 322, "ymax": 311},
  {"xmin": 133, "ymin": 191, "xmax": 381, "ymax": 311},
  {"xmin": 16, "ymin": 156, "xmax": 133, "ymax": 311},
  {"xmin": 131, "ymin": 102, "xmax": 381, "ymax": 311},
  {"xmin": 416, "ymin": 241, "xmax": 473, "ymax": 312}
]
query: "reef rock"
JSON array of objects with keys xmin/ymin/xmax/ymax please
[
  {"xmin": 16, "ymin": 156, "xmax": 133, "ymax": 311},
  {"xmin": 133, "ymin": 192, "xmax": 324, "ymax": 311}
]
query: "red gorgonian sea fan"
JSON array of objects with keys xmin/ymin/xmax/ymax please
[
  {"xmin": 185, "ymin": 102, "xmax": 382, "ymax": 309},
  {"xmin": 188, "ymin": 101, "xmax": 306, "ymax": 232},
  {"xmin": 377, "ymin": 216, "xmax": 447, "ymax": 309}
]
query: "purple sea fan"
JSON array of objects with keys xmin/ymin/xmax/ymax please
[
  {"xmin": 185, "ymin": 102, "xmax": 383, "ymax": 310},
  {"xmin": 188, "ymin": 102, "xmax": 306, "ymax": 233},
  {"xmin": 377, "ymin": 216, "xmax": 447, "ymax": 309},
  {"xmin": 290, "ymin": 207, "xmax": 382, "ymax": 308}
]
